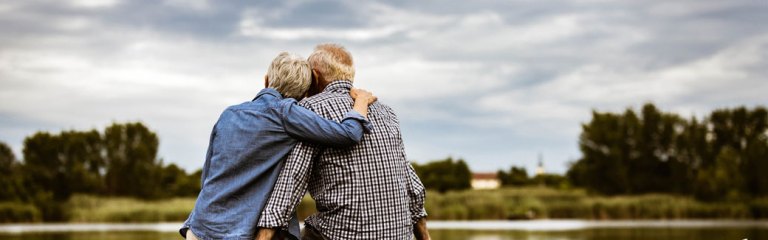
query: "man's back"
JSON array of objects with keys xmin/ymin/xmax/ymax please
[{"xmin": 258, "ymin": 80, "xmax": 427, "ymax": 240}]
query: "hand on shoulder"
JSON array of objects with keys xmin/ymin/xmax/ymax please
[{"xmin": 350, "ymin": 88, "xmax": 377, "ymax": 106}]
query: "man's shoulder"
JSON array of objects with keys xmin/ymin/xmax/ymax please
[
  {"xmin": 298, "ymin": 92, "xmax": 348, "ymax": 108},
  {"xmin": 371, "ymin": 101, "xmax": 396, "ymax": 116}
]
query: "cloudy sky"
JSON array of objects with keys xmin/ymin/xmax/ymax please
[{"xmin": 1, "ymin": 0, "xmax": 766, "ymax": 174}]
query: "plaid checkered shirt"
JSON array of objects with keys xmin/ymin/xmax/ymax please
[{"xmin": 257, "ymin": 80, "xmax": 428, "ymax": 239}]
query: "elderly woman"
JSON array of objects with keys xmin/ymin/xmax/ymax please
[{"xmin": 180, "ymin": 52, "xmax": 376, "ymax": 240}]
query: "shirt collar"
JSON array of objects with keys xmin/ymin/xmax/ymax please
[
  {"xmin": 254, "ymin": 87, "xmax": 283, "ymax": 101},
  {"xmin": 323, "ymin": 80, "xmax": 353, "ymax": 93}
]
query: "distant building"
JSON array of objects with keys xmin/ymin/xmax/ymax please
[
  {"xmin": 471, "ymin": 172, "xmax": 500, "ymax": 189},
  {"xmin": 535, "ymin": 153, "xmax": 545, "ymax": 176}
]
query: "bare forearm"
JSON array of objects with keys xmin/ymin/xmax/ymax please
[
  {"xmin": 414, "ymin": 218, "xmax": 430, "ymax": 240},
  {"xmin": 255, "ymin": 228, "xmax": 275, "ymax": 240}
]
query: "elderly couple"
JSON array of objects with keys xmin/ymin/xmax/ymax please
[{"xmin": 180, "ymin": 44, "xmax": 431, "ymax": 240}]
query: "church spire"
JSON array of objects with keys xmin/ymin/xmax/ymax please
[{"xmin": 535, "ymin": 152, "xmax": 545, "ymax": 176}]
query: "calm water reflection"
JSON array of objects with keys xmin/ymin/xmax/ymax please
[
  {"xmin": 1, "ymin": 221, "xmax": 766, "ymax": 240},
  {"xmin": 431, "ymin": 228, "xmax": 768, "ymax": 240}
]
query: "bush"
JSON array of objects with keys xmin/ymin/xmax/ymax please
[
  {"xmin": 3, "ymin": 188, "xmax": 761, "ymax": 223},
  {"xmin": 0, "ymin": 202, "xmax": 41, "ymax": 222},
  {"xmin": 402, "ymin": 187, "xmax": 763, "ymax": 220},
  {"xmin": 750, "ymin": 198, "xmax": 768, "ymax": 219},
  {"xmin": 67, "ymin": 195, "xmax": 194, "ymax": 222}
]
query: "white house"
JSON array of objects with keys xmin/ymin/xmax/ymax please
[{"xmin": 471, "ymin": 172, "xmax": 500, "ymax": 190}]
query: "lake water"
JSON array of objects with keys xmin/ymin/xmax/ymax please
[{"xmin": 1, "ymin": 220, "xmax": 767, "ymax": 240}]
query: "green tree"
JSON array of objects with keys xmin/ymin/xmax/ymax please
[
  {"xmin": 568, "ymin": 110, "xmax": 632, "ymax": 195},
  {"xmin": 0, "ymin": 141, "xmax": 27, "ymax": 202},
  {"xmin": 59, "ymin": 130, "xmax": 105, "ymax": 195},
  {"xmin": 569, "ymin": 104, "xmax": 694, "ymax": 195},
  {"xmin": 742, "ymin": 108, "xmax": 768, "ymax": 197},
  {"xmin": 159, "ymin": 164, "xmax": 201, "ymax": 197},
  {"xmin": 703, "ymin": 107, "xmax": 768, "ymax": 199},
  {"xmin": 744, "ymin": 137, "xmax": 768, "ymax": 197},
  {"xmin": 178, "ymin": 169, "xmax": 203, "ymax": 197},
  {"xmin": 629, "ymin": 104, "xmax": 689, "ymax": 194},
  {"xmin": 103, "ymin": 122, "xmax": 163, "ymax": 199},
  {"xmin": 22, "ymin": 132, "xmax": 76, "ymax": 220},
  {"xmin": 694, "ymin": 147, "xmax": 744, "ymax": 201},
  {"xmin": 23, "ymin": 132, "xmax": 68, "ymax": 201},
  {"xmin": 532, "ymin": 173, "xmax": 569, "ymax": 189},
  {"xmin": 0, "ymin": 142, "xmax": 13, "ymax": 174},
  {"xmin": 673, "ymin": 117, "xmax": 709, "ymax": 195},
  {"xmin": 569, "ymin": 104, "xmax": 768, "ymax": 200},
  {"xmin": 413, "ymin": 157, "xmax": 471, "ymax": 192},
  {"xmin": 22, "ymin": 130, "xmax": 104, "ymax": 201},
  {"xmin": 497, "ymin": 166, "xmax": 528, "ymax": 186},
  {"xmin": 6, "ymin": 122, "xmax": 204, "ymax": 220}
]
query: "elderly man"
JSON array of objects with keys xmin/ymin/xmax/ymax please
[
  {"xmin": 257, "ymin": 44, "xmax": 431, "ymax": 240},
  {"xmin": 180, "ymin": 52, "xmax": 378, "ymax": 240}
]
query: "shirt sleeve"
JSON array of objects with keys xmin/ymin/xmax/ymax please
[
  {"xmin": 257, "ymin": 140, "xmax": 319, "ymax": 229},
  {"xmin": 390, "ymin": 106, "xmax": 428, "ymax": 224},
  {"xmin": 405, "ymin": 151, "xmax": 428, "ymax": 224},
  {"xmin": 280, "ymin": 100, "xmax": 372, "ymax": 148}
]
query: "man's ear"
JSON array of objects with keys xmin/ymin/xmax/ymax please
[
  {"xmin": 264, "ymin": 75, "xmax": 269, "ymax": 88},
  {"xmin": 309, "ymin": 69, "xmax": 322, "ymax": 96},
  {"xmin": 312, "ymin": 69, "xmax": 324, "ymax": 85},
  {"xmin": 311, "ymin": 70, "xmax": 319, "ymax": 84}
]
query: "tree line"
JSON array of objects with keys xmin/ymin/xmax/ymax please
[
  {"xmin": 2, "ymin": 103, "xmax": 765, "ymax": 220},
  {"xmin": 567, "ymin": 103, "xmax": 768, "ymax": 201},
  {"xmin": 413, "ymin": 104, "xmax": 767, "ymax": 203},
  {"xmin": 0, "ymin": 122, "xmax": 201, "ymax": 220},
  {"xmin": 496, "ymin": 166, "xmax": 568, "ymax": 189},
  {"xmin": 413, "ymin": 157, "xmax": 569, "ymax": 192},
  {"xmin": 412, "ymin": 157, "xmax": 472, "ymax": 192}
]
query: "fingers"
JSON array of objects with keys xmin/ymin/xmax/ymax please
[
  {"xmin": 351, "ymin": 88, "xmax": 377, "ymax": 105},
  {"xmin": 351, "ymin": 88, "xmax": 372, "ymax": 98}
]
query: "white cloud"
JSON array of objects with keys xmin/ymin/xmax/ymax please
[
  {"xmin": 0, "ymin": 27, "xmax": 280, "ymax": 169},
  {"xmin": 239, "ymin": 19, "xmax": 404, "ymax": 41},
  {"xmin": 1, "ymin": 0, "xmax": 766, "ymax": 173},
  {"xmin": 0, "ymin": 2, "xmax": 19, "ymax": 13},
  {"xmin": 237, "ymin": 2, "xmax": 454, "ymax": 41},
  {"xmin": 475, "ymin": 33, "xmax": 768, "ymax": 133},
  {"xmin": 67, "ymin": 0, "xmax": 120, "ymax": 9},
  {"xmin": 163, "ymin": 0, "xmax": 209, "ymax": 11},
  {"xmin": 647, "ymin": 0, "xmax": 757, "ymax": 17},
  {"xmin": 357, "ymin": 57, "xmax": 506, "ymax": 99}
]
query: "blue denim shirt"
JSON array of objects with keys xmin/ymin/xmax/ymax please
[{"xmin": 182, "ymin": 88, "xmax": 372, "ymax": 240}]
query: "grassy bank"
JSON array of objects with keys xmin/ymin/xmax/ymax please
[
  {"xmin": 0, "ymin": 202, "xmax": 41, "ymax": 223},
  {"xmin": 2, "ymin": 188, "xmax": 767, "ymax": 223},
  {"xmin": 66, "ymin": 195, "xmax": 195, "ymax": 222},
  {"xmin": 424, "ymin": 187, "xmax": 768, "ymax": 220}
]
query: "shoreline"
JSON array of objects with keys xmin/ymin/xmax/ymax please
[
  {"xmin": 4, "ymin": 188, "xmax": 767, "ymax": 223},
  {"xmin": 2, "ymin": 220, "xmax": 768, "ymax": 234}
]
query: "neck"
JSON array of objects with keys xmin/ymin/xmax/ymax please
[
  {"xmin": 319, "ymin": 79, "xmax": 347, "ymax": 91},
  {"xmin": 318, "ymin": 81, "xmax": 332, "ymax": 91}
]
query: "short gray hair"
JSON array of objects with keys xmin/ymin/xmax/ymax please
[
  {"xmin": 267, "ymin": 52, "xmax": 312, "ymax": 99},
  {"xmin": 308, "ymin": 43, "xmax": 355, "ymax": 82}
]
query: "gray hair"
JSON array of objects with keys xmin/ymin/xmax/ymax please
[
  {"xmin": 267, "ymin": 52, "xmax": 312, "ymax": 99},
  {"xmin": 308, "ymin": 43, "xmax": 355, "ymax": 82}
]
